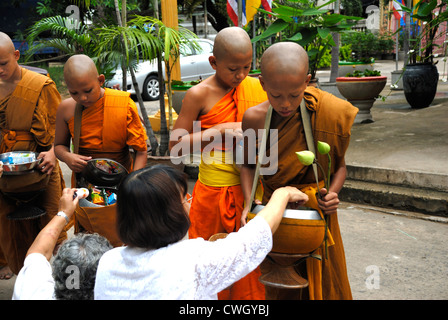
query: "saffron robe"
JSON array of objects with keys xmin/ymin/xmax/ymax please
[
  {"xmin": 0, "ymin": 68, "xmax": 65, "ymax": 274},
  {"xmin": 68, "ymin": 88, "xmax": 148, "ymax": 173},
  {"xmin": 189, "ymin": 76, "xmax": 268, "ymax": 300},
  {"xmin": 261, "ymin": 86, "xmax": 358, "ymax": 300},
  {"xmin": 67, "ymin": 88, "xmax": 147, "ymax": 246}
]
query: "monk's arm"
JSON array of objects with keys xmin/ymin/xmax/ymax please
[
  {"xmin": 169, "ymin": 87, "xmax": 242, "ymax": 154},
  {"xmin": 54, "ymin": 101, "xmax": 91, "ymax": 172},
  {"xmin": 27, "ymin": 188, "xmax": 78, "ymax": 261},
  {"xmin": 240, "ymin": 164, "xmax": 256, "ymax": 226},
  {"xmin": 133, "ymin": 150, "xmax": 147, "ymax": 171},
  {"xmin": 240, "ymin": 106, "xmax": 264, "ymax": 225}
]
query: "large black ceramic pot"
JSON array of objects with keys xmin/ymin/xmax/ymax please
[{"xmin": 402, "ymin": 63, "xmax": 439, "ymax": 109}]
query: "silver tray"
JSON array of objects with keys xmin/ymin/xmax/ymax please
[
  {"xmin": 0, "ymin": 152, "xmax": 42, "ymax": 175},
  {"xmin": 251, "ymin": 204, "xmax": 321, "ymax": 220}
]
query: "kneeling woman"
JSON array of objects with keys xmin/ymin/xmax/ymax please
[{"xmin": 94, "ymin": 165, "xmax": 308, "ymax": 300}]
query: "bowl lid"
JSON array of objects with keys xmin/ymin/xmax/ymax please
[{"xmin": 251, "ymin": 204, "xmax": 321, "ymax": 220}]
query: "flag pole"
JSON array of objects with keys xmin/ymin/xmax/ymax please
[
  {"xmin": 396, "ymin": 17, "xmax": 399, "ymax": 71},
  {"xmin": 238, "ymin": 0, "xmax": 242, "ymax": 27}
]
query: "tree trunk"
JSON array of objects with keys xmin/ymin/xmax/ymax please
[
  {"xmin": 114, "ymin": 0, "xmax": 159, "ymax": 154},
  {"xmin": 157, "ymin": 52, "xmax": 169, "ymax": 156},
  {"xmin": 329, "ymin": 1, "xmax": 340, "ymax": 83}
]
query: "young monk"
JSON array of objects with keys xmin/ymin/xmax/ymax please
[
  {"xmin": 0, "ymin": 32, "xmax": 66, "ymax": 279},
  {"xmin": 54, "ymin": 54, "xmax": 147, "ymax": 245},
  {"xmin": 169, "ymin": 27, "xmax": 267, "ymax": 300},
  {"xmin": 241, "ymin": 42, "xmax": 358, "ymax": 300}
]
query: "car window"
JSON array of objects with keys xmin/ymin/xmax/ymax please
[
  {"xmin": 180, "ymin": 42, "xmax": 193, "ymax": 57},
  {"xmin": 196, "ymin": 41, "xmax": 213, "ymax": 55}
]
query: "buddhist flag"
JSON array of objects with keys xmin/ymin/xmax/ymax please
[
  {"xmin": 227, "ymin": 0, "xmax": 262, "ymax": 26},
  {"xmin": 392, "ymin": 0, "xmax": 404, "ymax": 20}
]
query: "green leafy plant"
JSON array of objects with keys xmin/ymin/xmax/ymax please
[
  {"xmin": 341, "ymin": 31, "xmax": 378, "ymax": 63},
  {"xmin": 400, "ymin": 0, "xmax": 448, "ymax": 65},
  {"xmin": 252, "ymin": 0, "xmax": 361, "ymax": 80},
  {"xmin": 344, "ymin": 69, "xmax": 382, "ymax": 77}
]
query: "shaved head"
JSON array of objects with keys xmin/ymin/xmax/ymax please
[
  {"xmin": 260, "ymin": 42, "xmax": 309, "ymax": 79},
  {"xmin": 64, "ymin": 54, "xmax": 99, "ymax": 85},
  {"xmin": 0, "ymin": 32, "xmax": 16, "ymax": 54},
  {"xmin": 213, "ymin": 27, "xmax": 252, "ymax": 60},
  {"xmin": 0, "ymin": 32, "xmax": 21, "ymax": 82}
]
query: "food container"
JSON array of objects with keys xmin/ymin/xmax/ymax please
[
  {"xmin": 82, "ymin": 158, "xmax": 128, "ymax": 187},
  {"xmin": 0, "ymin": 152, "xmax": 42, "ymax": 175},
  {"xmin": 248, "ymin": 205, "xmax": 326, "ymax": 254}
]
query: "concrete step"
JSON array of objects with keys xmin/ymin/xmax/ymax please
[
  {"xmin": 346, "ymin": 164, "xmax": 448, "ymax": 192},
  {"xmin": 184, "ymin": 163, "xmax": 448, "ymax": 216},
  {"xmin": 341, "ymin": 165, "xmax": 448, "ymax": 217}
]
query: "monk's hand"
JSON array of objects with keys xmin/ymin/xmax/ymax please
[
  {"xmin": 68, "ymin": 154, "xmax": 92, "ymax": 173},
  {"xmin": 317, "ymin": 188, "xmax": 339, "ymax": 215},
  {"xmin": 0, "ymin": 161, "xmax": 3, "ymax": 178},
  {"xmin": 241, "ymin": 199, "xmax": 262, "ymax": 226},
  {"xmin": 37, "ymin": 151, "xmax": 56, "ymax": 175}
]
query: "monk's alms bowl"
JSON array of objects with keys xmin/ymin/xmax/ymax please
[
  {"xmin": 248, "ymin": 205, "xmax": 326, "ymax": 254},
  {"xmin": 82, "ymin": 158, "xmax": 128, "ymax": 188},
  {"xmin": 0, "ymin": 152, "xmax": 42, "ymax": 175}
]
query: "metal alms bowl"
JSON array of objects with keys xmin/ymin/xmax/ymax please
[
  {"xmin": 0, "ymin": 152, "xmax": 42, "ymax": 175},
  {"xmin": 248, "ymin": 205, "xmax": 326, "ymax": 254}
]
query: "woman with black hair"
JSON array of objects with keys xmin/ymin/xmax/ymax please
[{"xmin": 94, "ymin": 165, "xmax": 308, "ymax": 300}]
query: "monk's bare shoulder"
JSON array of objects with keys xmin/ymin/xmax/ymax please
[
  {"xmin": 181, "ymin": 75, "xmax": 230, "ymax": 117},
  {"xmin": 242, "ymin": 100, "xmax": 270, "ymax": 131},
  {"xmin": 56, "ymin": 97, "xmax": 77, "ymax": 122}
]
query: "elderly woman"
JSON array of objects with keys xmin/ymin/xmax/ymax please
[
  {"xmin": 12, "ymin": 188, "xmax": 112, "ymax": 300},
  {"xmin": 94, "ymin": 165, "xmax": 308, "ymax": 300}
]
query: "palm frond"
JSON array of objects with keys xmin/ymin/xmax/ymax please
[{"xmin": 25, "ymin": 15, "xmax": 92, "ymax": 58}]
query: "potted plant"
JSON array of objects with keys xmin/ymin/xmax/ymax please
[
  {"xmin": 339, "ymin": 31, "xmax": 377, "ymax": 76},
  {"xmin": 336, "ymin": 69, "xmax": 387, "ymax": 123},
  {"xmin": 401, "ymin": 0, "xmax": 447, "ymax": 108},
  {"xmin": 171, "ymin": 79, "xmax": 201, "ymax": 114},
  {"xmin": 252, "ymin": 0, "xmax": 361, "ymax": 82}
]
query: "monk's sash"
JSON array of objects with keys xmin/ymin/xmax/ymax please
[
  {"xmin": 199, "ymin": 150, "xmax": 240, "ymax": 186},
  {"xmin": 0, "ymin": 68, "xmax": 47, "ymax": 153}
]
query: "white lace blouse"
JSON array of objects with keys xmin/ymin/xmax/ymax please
[{"xmin": 94, "ymin": 215, "xmax": 272, "ymax": 300}]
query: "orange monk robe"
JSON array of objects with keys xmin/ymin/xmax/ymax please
[
  {"xmin": 67, "ymin": 88, "xmax": 147, "ymax": 247},
  {"xmin": 67, "ymin": 88, "xmax": 148, "ymax": 175},
  {"xmin": 0, "ymin": 67, "xmax": 65, "ymax": 274},
  {"xmin": 261, "ymin": 86, "xmax": 358, "ymax": 300},
  {"xmin": 189, "ymin": 76, "xmax": 268, "ymax": 300}
]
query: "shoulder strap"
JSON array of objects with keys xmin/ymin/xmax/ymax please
[
  {"xmin": 300, "ymin": 99, "xmax": 320, "ymax": 192},
  {"xmin": 73, "ymin": 103, "xmax": 84, "ymax": 154},
  {"xmin": 248, "ymin": 104, "xmax": 273, "ymax": 209}
]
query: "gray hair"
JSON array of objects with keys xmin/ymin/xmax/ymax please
[{"xmin": 52, "ymin": 233, "xmax": 112, "ymax": 300}]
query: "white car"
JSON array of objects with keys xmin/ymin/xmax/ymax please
[{"xmin": 105, "ymin": 38, "xmax": 215, "ymax": 101}]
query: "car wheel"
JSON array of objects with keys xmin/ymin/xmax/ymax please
[{"xmin": 142, "ymin": 75, "xmax": 159, "ymax": 101}]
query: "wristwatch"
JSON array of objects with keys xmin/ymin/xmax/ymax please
[{"xmin": 57, "ymin": 211, "xmax": 70, "ymax": 225}]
